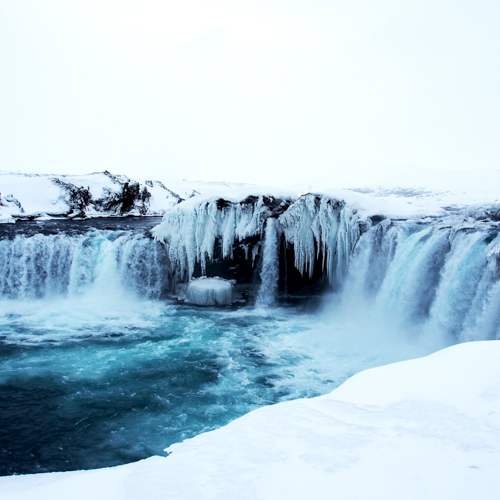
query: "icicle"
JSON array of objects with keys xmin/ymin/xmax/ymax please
[
  {"xmin": 278, "ymin": 194, "xmax": 362, "ymax": 287},
  {"xmin": 153, "ymin": 197, "xmax": 271, "ymax": 281}
]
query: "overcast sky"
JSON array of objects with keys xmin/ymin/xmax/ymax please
[{"xmin": 1, "ymin": 0, "xmax": 499, "ymax": 190}]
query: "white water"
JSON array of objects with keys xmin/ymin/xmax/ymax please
[
  {"xmin": 0, "ymin": 231, "xmax": 169, "ymax": 300},
  {"xmin": 0, "ymin": 212, "xmax": 498, "ymax": 343},
  {"xmin": 337, "ymin": 222, "xmax": 500, "ymax": 342},
  {"xmin": 256, "ymin": 218, "xmax": 279, "ymax": 306}
]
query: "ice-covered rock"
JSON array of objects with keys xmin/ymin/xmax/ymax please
[
  {"xmin": 151, "ymin": 195, "xmax": 291, "ymax": 280},
  {"xmin": 278, "ymin": 194, "xmax": 362, "ymax": 285},
  {"xmin": 152, "ymin": 193, "xmax": 365, "ymax": 287},
  {"xmin": 185, "ymin": 277, "xmax": 234, "ymax": 306}
]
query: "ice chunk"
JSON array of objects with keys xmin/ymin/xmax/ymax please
[{"xmin": 185, "ymin": 277, "xmax": 234, "ymax": 306}]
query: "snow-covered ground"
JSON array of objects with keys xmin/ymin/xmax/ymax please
[
  {"xmin": 0, "ymin": 172, "xmax": 181, "ymax": 222},
  {"xmin": 2, "ymin": 171, "xmax": 499, "ymax": 224},
  {"xmin": 2, "ymin": 340, "xmax": 499, "ymax": 500}
]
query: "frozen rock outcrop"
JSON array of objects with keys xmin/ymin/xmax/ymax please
[
  {"xmin": 152, "ymin": 193, "xmax": 364, "ymax": 287},
  {"xmin": 151, "ymin": 195, "xmax": 292, "ymax": 280}
]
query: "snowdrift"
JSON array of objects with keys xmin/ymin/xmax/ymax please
[{"xmin": 2, "ymin": 340, "xmax": 500, "ymax": 500}]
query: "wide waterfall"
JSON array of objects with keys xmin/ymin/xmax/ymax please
[
  {"xmin": 0, "ymin": 202, "xmax": 499, "ymax": 476},
  {"xmin": 152, "ymin": 193, "xmax": 500, "ymax": 342},
  {"xmin": 0, "ymin": 229, "xmax": 169, "ymax": 300},
  {"xmin": 1, "ymin": 204, "xmax": 498, "ymax": 342}
]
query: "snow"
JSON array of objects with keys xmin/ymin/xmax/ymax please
[
  {"xmin": 0, "ymin": 173, "xmax": 67, "ymax": 219},
  {"xmin": 2, "ymin": 171, "xmax": 499, "ymax": 224},
  {"xmin": 184, "ymin": 277, "xmax": 234, "ymax": 306},
  {"xmin": 161, "ymin": 181, "xmax": 499, "ymax": 219},
  {"xmin": 0, "ymin": 172, "xmax": 180, "ymax": 222},
  {"xmin": 2, "ymin": 340, "xmax": 499, "ymax": 500}
]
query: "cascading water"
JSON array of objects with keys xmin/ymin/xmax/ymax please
[
  {"xmin": 0, "ymin": 230, "xmax": 169, "ymax": 300},
  {"xmin": 1, "ymin": 201, "xmax": 499, "ymax": 477},
  {"xmin": 256, "ymin": 218, "xmax": 279, "ymax": 306},
  {"xmin": 337, "ymin": 220, "xmax": 500, "ymax": 342}
]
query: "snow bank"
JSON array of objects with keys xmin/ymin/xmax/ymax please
[
  {"xmin": 185, "ymin": 277, "xmax": 234, "ymax": 306},
  {"xmin": 2, "ymin": 340, "xmax": 499, "ymax": 500}
]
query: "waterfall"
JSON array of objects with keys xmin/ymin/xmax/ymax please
[
  {"xmin": 335, "ymin": 221, "xmax": 500, "ymax": 341},
  {"xmin": 256, "ymin": 218, "xmax": 279, "ymax": 306},
  {"xmin": 1, "ymin": 194, "xmax": 498, "ymax": 344},
  {"xmin": 427, "ymin": 231, "xmax": 489, "ymax": 338},
  {"xmin": 0, "ymin": 230, "xmax": 169, "ymax": 300},
  {"xmin": 376, "ymin": 225, "xmax": 452, "ymax": 321}
]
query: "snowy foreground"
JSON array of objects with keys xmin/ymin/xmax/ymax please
[{"xmin": 2, "ymin": 341, "xmax": 499, "ymax": 500}]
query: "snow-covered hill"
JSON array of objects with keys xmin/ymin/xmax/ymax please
[
  {"xmin": 2, "ymin": 340, "xmax": 499, "ymax": 500},
  {"xmin": 0, "ymin": 172, "xmax": 182, "ymax": 223}
]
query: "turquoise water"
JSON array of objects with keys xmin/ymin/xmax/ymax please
[
  {"xmin": 0, "ymin": 292, "xmax": 431, "ymax": 476},
  {"xmin": 0, "ymin": 297, "xmax": 323, "ymax": 475},
  {"xmin": 3, "ymin": 218, "xmax": 493, "ymax": 476}
]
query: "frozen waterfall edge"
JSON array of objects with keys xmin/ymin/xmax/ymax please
[{"xmin": 152, "ymin": 192, "xmax": 500, "ymax": 339}]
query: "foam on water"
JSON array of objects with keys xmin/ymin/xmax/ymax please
[{"xmin": 0, "ymin": 292, "xmax": 442, "ymax": 476}]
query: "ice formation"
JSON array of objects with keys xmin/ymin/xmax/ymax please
[
  {"xmin": 278, "ymin": 195, "xmax": 361, "ymax": 285},
  {"xmin": 151, "ymin": 196, "xmax": 278, "ymax": 280},
  {"xmin": 153, "ymin": 193, "xmax": 364, "ymax": 287},
  {"xmin": 185, "ymin": 277, "xmax": 234, "ymax": 306}
]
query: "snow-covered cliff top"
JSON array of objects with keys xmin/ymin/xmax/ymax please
[
  {"xmin": 2, "ymin": 340, "xmax": 499, "ymax": 500},
  {"xmin": 0, "ymin": 172, "xmax": 181, "ymax": 223},
  {"xmin": 2, "ymin": 171, "xmax": 499, "ymax": 224}
]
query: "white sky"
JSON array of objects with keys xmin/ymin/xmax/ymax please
[{"xmin": 1, "ymin": 0, "xmax": 499, "ymax": 190}]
